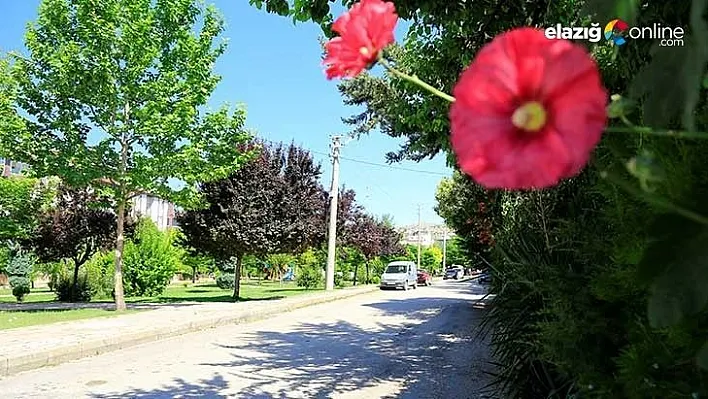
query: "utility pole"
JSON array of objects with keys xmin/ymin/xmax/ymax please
[
  {"xmin": 325, "ymin": 135, "xmax": 342, "ymax": 291},
  {"xmin": 417, "ymin": 204, "xmax": 422, "ymax": 270},
  {"xmin": 442, "ymin": 226, "xmax": 447, "ymax": 274}
]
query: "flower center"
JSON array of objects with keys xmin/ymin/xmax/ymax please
[{"xmin": 511, "ymin": 101, "xmax": 547, "ymax": 132}]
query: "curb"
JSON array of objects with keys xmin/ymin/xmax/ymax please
[{"xmin": 0, "ymin": 284, "xmax": 379, "ymax": 377}]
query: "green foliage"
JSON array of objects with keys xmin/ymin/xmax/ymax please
[
  {"xmin": 420, "ymin": 246, "xmax": 442, "ymax": 273},
  {"xmin": 296, "ymin": 265, "xmax": 322, "ymax": 289},
  {"xmin": 266, "ymin": 253, "xmax": 296, "ymax": 280},
  {"xmin": 0, "ymin": 246, "xmax": 8, "ymax": 274},
  {"xmin": 1, "ymin": 0, "xmax": 253, "ymax": 308},
  {"xmin": 6, "ymin": 245, "xmax": 34, "ymax": 302},
  {"xmin": 215, "ymin": 273, "xmax": 235, "ymax": 290},
  {"xmin": 122, "ymin": 219, "xmax": 184, "ymax": 297},
  {"xmin": 53, "ymin": 269, "xmax": 92, "ymax": 302},
  {"xmin": 83, "ymin": 251, "xmax": 115, "ymax": 299},
  {"xmin": 178, "ymin": 141, "xmax": 326, "ymax": 299},
  {"xmin": 0, "ymin": 176, "xmax": 57, "ymax": 243}
]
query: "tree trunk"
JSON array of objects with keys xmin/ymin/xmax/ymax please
[
  {"xmin": 365, "ymin": 260, "xmax": 369, "ymax": 285},
  {"xmin": 232, "ymin": 254, "xmax": 243, "ymax": 301},
  {"xmin": 71, "ymin": 258, "xmax": 81, "ymax": 302},
  {"xmin": 192, "ymin": 265, "xmax": 197, "ymax": 283},
  {"xmin": 353, "ymin": 263, "xmax": 358, "ymax": 286},
  {"xmin": 113, "ymin": 199, "xmax": 127, "ymax": 311}
]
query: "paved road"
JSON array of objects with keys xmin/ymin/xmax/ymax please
[{"xmin": 1, "ymin": 279, "xmax": 494, "ymax": 399}]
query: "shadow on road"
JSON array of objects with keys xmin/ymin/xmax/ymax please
[
  {"xmin": 90, "ymin": 375, "xmax": 230, "ymax": 399},
  {"xmin": 87, "ymin": 288, "xmax": 496, "ymax": 399}
]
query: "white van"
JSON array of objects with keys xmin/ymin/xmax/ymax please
[{"xmin": 380, "ymin": 261, "xmax": 417, "ymax": 290}]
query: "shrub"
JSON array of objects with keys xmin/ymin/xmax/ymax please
[
  {"xmin": 6, "ymin": 249, "xmax": 34, "ymax": 302},
  {"xmin": 54, "ymin": 271, "xmax": 92, "ymax": 302},
  {"xmin": 296, "ymin": 265, "xmax": 322, "ymax": 289},
  {"xmin": 84, "ymin": 251, "xmax": 115, "ymax": 299},
  {"xmin": 215, "ymin": 273, "xmax": 235, "ymax": 290},
  {"xmin": 122, "ymin": 219, "xmax": 185, "ymax": 297},
  {"xmin": 334, "ymin": 272, "xmax": 344, "ymax": 288}
]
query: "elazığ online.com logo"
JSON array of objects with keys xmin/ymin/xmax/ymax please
[{"xmin": 544, "ymin": 19, "xmax": 685, "ymax": 47}]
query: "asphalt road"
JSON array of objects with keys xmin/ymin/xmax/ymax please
[{"xmin": 1, "ymin": 278, "xmax": 494, "ymax": 399}]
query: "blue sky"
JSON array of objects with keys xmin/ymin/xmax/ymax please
[{"xmin": 0, "ymin": 0, "xmax": 452, "ymax": 226}]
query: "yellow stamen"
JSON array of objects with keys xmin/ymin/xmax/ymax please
[
  {"xmin": 359, "ymin": 46, "xmax": 371, "ymax": 56},
  {"xmin": 511, "ymin": 101, "xmax": 547, "ymax": 132}
]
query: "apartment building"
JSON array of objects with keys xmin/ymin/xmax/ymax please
[
  {"xmin": 397, "ymin": 223, "xmax": 455, "ymax": 246},
  {"xmin": 131, "ymin": 193, "xmax": 176, "ymax": 231}
]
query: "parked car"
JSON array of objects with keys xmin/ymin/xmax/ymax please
[
  {"xmin": 380, "ymin": 261, "xmax": 418, "ymax": 290},
  {"xmin": 443, "ymin": 266, "xmax": 464, "ymax": 280},
  {"xmin": 417, "ymin": 269, "xmax": 432, "ymax": 286}
]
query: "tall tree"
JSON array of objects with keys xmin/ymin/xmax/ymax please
[
  {"xmin": 0, "ymin": 0, "xmax": 251, "ymax": 310},
  {"xmin": 28, "ymin": 185, "xmax": 135, "ymax": 301},
  {"xmin": 344, "ymin": 212, "xmax": 403, "ymax": 284},
  {"xmin": 178, "ymin": 142, "xmax": 325, "ymax": 300}
]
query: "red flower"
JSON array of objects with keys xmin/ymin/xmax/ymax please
[
  {"xmin": 322, "ymin": 0, "xmax": 398, "ymax": 79},
  {"xmin": 450, "ymin": 28, "xmax": 608, "ymax": 189}
]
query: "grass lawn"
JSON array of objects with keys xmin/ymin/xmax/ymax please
[
  {"xmin": 0, "ymin": 308, "xmax": 140, "ymax": 330},
  {"xmin": 0, "ymin": 280, "xmax": 324, "ymax": 304},
  {"xmin": 127, "ymin": 280, "xmax": 321, "ymax": 303},
  {"xmin": 0, "ymin": 280, "xmax": 322, "ymax": 330}
]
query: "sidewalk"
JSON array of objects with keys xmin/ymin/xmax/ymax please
[{"xmin": 0, "ymin": 285, "xmax": 379, "ymax": 377}]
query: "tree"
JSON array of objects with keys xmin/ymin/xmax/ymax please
[
  {"xmin": 435, "ymin": 172, "xmax": 500, "ymax": 266},
  {"xmin": 178, "ymin": 142, "xmax": 325, "ymax": 300},
  {"xmin": 420, "ymin": 245, "xmax": 442, "ymax": 273},
  {"xmin": 0, "ymin": 0, "xmax": 252, "ymax": 310},
  {"xmin": 0, "ymin": 176, "xmax": 56, "ymax": 244},
  {"xmin": 28, "ymin": 185, "xmax": 135, "ymax": 302},
  {"xmin": 266, "ymin": 253, "xmax": 295, "ymax": 280},
  {"xmin": 5, "ymin": 242, "xmax": 35, "ymax": 302},
  {"xmin": 343, "ymin": 212, "xmax": 404, "ymax": 284}
]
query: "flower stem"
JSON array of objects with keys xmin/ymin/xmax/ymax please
[
  {"xmin": 377, "ymin": 56, "xmax": 455, "ymax": 103},
  {"xmin": 605, "ymin": 126, "xmax": 708, "ymax": 139}
]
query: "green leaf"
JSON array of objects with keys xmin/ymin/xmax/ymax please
[
  {"xmin": 697, "ymin": 341, "xmax": 708, "ymax": 370},
  {"xmin": 703, "ymin": 72, "xmax": 708, "ymax": 89},
  {"xmin": 636, "ymin": 215, "xmax": 702, "ymax": 284},
  {"xmin": 580, "ymin": 0, "xmax": 639, "ymax": 25},
  {"xmin": 630, "ymin": 0, "xmax": 708, "ymax": 130},
  {"xmin": 643, "ymin": 221, "xmax": 708, "ymax": 328}
]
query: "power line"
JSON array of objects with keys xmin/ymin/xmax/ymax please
[{"xmin": 311, "ymin": 150, "xmax": 450, "ymax": 176}]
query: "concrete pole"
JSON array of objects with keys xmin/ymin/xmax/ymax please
[
  {"xmin": 442, "ymin": 228, "xmax": 447, "ymax": 275},
  {"xmin": 325, "ymin": 136, "xmax": 342, "ymax": 291},
  {"xmin": 417, "ymin": 204, "xmax": 422, "ymax": 270}
]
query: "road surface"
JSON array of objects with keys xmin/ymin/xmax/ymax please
[{"xmin": 1, "ymin": 279, "xmax": 494, "ymax": 399}]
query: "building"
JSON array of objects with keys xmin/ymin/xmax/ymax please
[
  {"xmin": 1, "ymin": 158, "xmax": 29, "ymax": 177},
  {"xmin": 1, "ymin": 157, "xmax": 176, "ymax": 231},
  {"xmin": 131, "ymin": 194, "xmax": 176, "ymax": 231},
  {"xmin": 397, "ymin": 223, "xmax": 455, "ymax": 246}
]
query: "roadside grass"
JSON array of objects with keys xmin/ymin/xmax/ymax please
[
  {"xmin": 0, "ymin": 279, "xmax": 375, "ymax": 329},
  {"xmin": 0, "ymin": 308, "xmax": 140, "ymax": 330},
  {"xmin": 0, "ymin": 280, "xmax": 320, "ymax": 329},
  {"xmin": 126, "ymin": 280, "xmax": 320, "ymax": 303}
]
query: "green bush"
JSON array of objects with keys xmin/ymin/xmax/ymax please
[
  {"xmin": 122, "ymin": 219, "xmax": 185, "ymax": 297},
  {"xmin": 6, "ymin": 249, "xmax": 34, "ymax": 302},
  {"xmin": 334, "ymin": 272, "xmax": 344, "ymax": 288},
  {"xmin": 215, "ymin": 273, "xmax": 235, "ymax": 290},
  {"xmin": 84, "ymin": 252, "xmax": 114, "ymax": 299},
  {"xmin": 54, "ymin": 271, "xmax": 92, "ymax": 302},
  {"xmin": 296, "ymin": 265, "xmax": 322, "ymax": 289}
]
